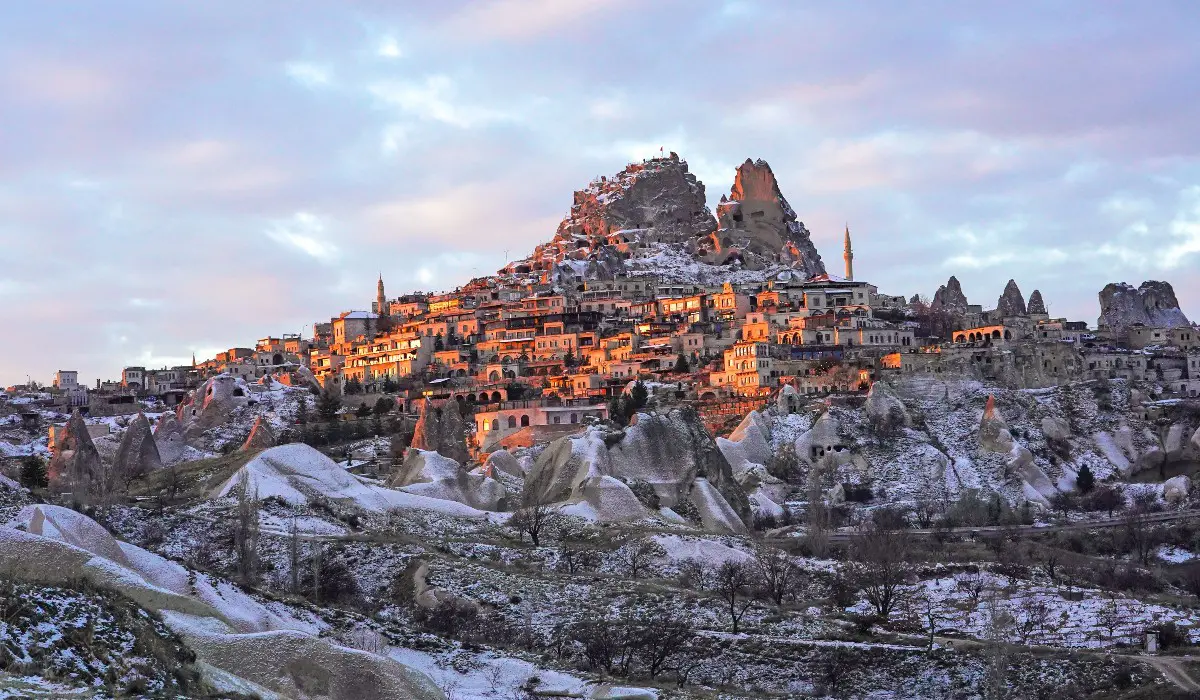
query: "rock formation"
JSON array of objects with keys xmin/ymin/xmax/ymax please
[
  {"xmin": 525, "ymin": 408, "xmax": 749, "ymax": 533},
  {"xmin": 394, "ymin": 558, "xmax": 478, "ymax": 613},
  {"xmin": 178, "ymin": 374, "xmax": 252, "ymax": 441},
  {"xmin": 931, "ymin": 276, "xmax": 969, "ymax": 314},
  {"xmin": 1027, "ymin": 289, "xmax": 1047, "ymax": 316},
  {"xmin": 1097, "ymin": 281, "xmax": 1190, "ymax": 335},
  {"xmin": 241, "ymin": 416, "xmax": 276, "ymax": 452},
  {"xmin": 705, "ymin": 158, "xmax": 826, "ymax": 276},
  {"xmin": 112, "ymin": 413, "xmax": 162, "ymax": 484},
  {"xmin": 388, "ymin": 449, "xmax": 507, "ymax": 511},
  {"xmin": 48, "ymin": 409, "xmax": 104, "ymax": 496},
  {"xmin": 864, "ymin": 381, "xmax": 910, "ymax": 434},
  {"xmin": 410, "ymin": 399, "xmax": 472, "ymax": 464},
  {"xmin": 995, "ymin": 279, "xmax": 1027, "ymax": 318},
  {"xmin": 977, "ymin": 395, "xmax": 1055, "ymax": 505},
  {"xmin": 483, "ymin": 449, "xmax": 524, "ymax": 478},
  {"xmin": 153, "ymin": 414, "xmax": 186, "ymax": 465}
]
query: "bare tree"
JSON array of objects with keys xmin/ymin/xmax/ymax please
[
  {"xmin": 911, "ymin": 590, "xmax": 942, "ymax": 653},
  {"xmin": 1123, "ymin": 510, "xmax": 1161, "ymax": 566},
  {"xmin": 713, "ymin": 560, "xmax": 757, "ymax": 634},
  {"xmin": 805, "ymin": 469, "xmax": 831, "ymax": 557},
  {"xmin": 631, "ymin": 610, "xmax": 694, "ymax": 679},
  {"xmin": 557, "ymin": 545, "xmax": 600, "ymax": 575},
  {"xmin": 982, "ymin": 592, "xmax": 1014, "ymax": 700},
  {"xmin": 233, "ymin": 472, "xmax": 260, "ymax": 585},
  {"xmin": 512, "ymin": 474, "xmax": 559, "ymax": 547},
  {"xmin": 849, "ymin": 524, "xmax": 912, "ymax": 620},
  {"xmin": 1015, "ymin": 596, "xmax": 1052, "ymax": 645},
  {"xmin": 676, "ymin": 559, "xmax": 712, "ymax": 591},
  {"xmin": 289, "ymin": 517, "xmax": 301, "ymax": 593},
  {"xmin": 618, "ymin": 538, "xmax": 666, "ymax": 579},
  {"xmin": 312, "ymin": 541, "xmax": 324, "ymax": 605},
  {"xmin": 753, "ymin": 546, "xmax": 802, "ymax": 607}
]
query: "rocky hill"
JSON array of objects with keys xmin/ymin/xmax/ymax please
[
  {"xmin": 506, "ymin": 153, "xmax": 826, "ymax": 287},
  {"xmin": 1098, "ymin": 280, "xmax": 1191, "ymax": 335}
]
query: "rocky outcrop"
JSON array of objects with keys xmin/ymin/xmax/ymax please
[
  {"xmin": 48, "ymin": 409, "xmax": 104, "ymax": 496},
  {"xmin": 1164, "ymin": 475, "xmax": 1190, "ymax": 505},
  {"xmin": 864, "ymin": 381, "xmax": 910, "ymax": 434},
  {"xmin": 705, "ymin": 159, "xmax": 825, "ymax": 276},
  {"xmin": 931, "ymin": 276, "xmax": 969, "ymax": 314},
  {"xmin": 112, "ymin": 413, "xmax": 162, "ymax": 484},
  {"xmin": 153, "ymin": 414, "xmax": 186, "ymax": 465},
  {"xmin": 977, "ymin": 395, "xmax": 1055, "ymax": 505},
  {"xmin": 1097, "ymin": 281, "xmax": 1190, "ymax": 336},
  {"xmin": 178, "ymin": 374, "xmax": 252, "ymax": 441},
  {"xmin": 483, "ymin": 449, "xmax": 524, "ymax": 478},
  {"xmin": 241, "ymin": 416, "xmax": 276, "ymax": 452},
  {"xmin": 995, "ymin": 279, "xmax": 1027, "ymax": 318},
  {"xmin": 1027, "ymin": 289, "xmax": 1047, "ymax": 316},
  {"xmin": 388, "ymin": 449, "xmax": 507, "ymax": 511},
  {"xmin": 410, "ymin": 399, "xmax": 472, "ymax": 464},
  {"xmin": 1041, "ymin": 416, "xmax": 1071, "ymax": 443},
  {"xmin": 525, "ymin": 408, "xmax": 749, "ymax": 533},
  {"xmin": 394, "ymin": 559, "xmax": 478, "ymax": 614}
]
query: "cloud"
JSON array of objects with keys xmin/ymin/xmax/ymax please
[
  {"xmin": 377, "ymin": 36, "xmax": 403, "ymax": 59},
  {"xmin": 265, "ymin": 211, "xmax": 339, "ymax": 261},
  {"xmin": 367, "ymin": 75, "xmax": 514, "ymax": 129},
  {"xmin": 442, "ymin": 0, "xmax": 628, "ymax": 42},
  {"xmin": 285, "ymin": 61, "xmax": 333, "ymax": 88}
]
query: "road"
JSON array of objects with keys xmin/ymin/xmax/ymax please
[{"xmin": 1144, "ymin": 656, "xmax": 1200, "ymax": 692}]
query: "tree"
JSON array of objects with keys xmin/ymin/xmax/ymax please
[
  {"xmin": 382, "ymin": 376, "xmax": 399, "ymax": 393},
  {"xmin": 849, "ymin": 524, "xmax": 911, "ymax": 620},
  {"xmin": 1124, "ymin": 510, "xmax": 1160, "ymax": 566},
  {"xmin": 753, "ymin": 546, "xmax": 801, "ymax": 607},
  {"xmin": 1087, "ymin": 484, "xmax": 1124, "ymax": 517},
  {"xmin": 233, "ymin": 472, "xmax": 260, "ymax": 586},
  {"xmin": 630, "ymin": 381, "xmax": 649, "ymax": 411},
  {"xmin": 344, "ymin": 377, "xmax": 363, "ymax": 395},
  {"xmin": 557, "ymin": 545, "xmax": 600, "ymax": 574},
  {"xmin": 608, "ymin": 396, "xmax": 631, "ymax": 427},
  {"xmin": 713, "ymin": 560, "xmax": 757, "ymax": 634},
  {"xmin": 512, "ymin": 475, "xmax": 558, "ymax": 547},
  {"xmin": 19, "ymin": 455, "xmax": 47, "ymax": 489},
  {"xmin": 355, "ymin": 402, "xmax": 372, "ymax": 419},
  {"xmin": 563, "ymin": 350, "xmax": 576, "ymax": 368},
  {"xmin": 373, "ymin": 397, "xmax": 394, "ymax": 416},
  {"xmin": 672, "ymin": 354, "xmax": 690, "ymax": 374},
  {"xmin": 1076, "ymin": 464, "xmax": 1096, "ymax": 494},
  {"xmin": 631, "ymin": 611, "xmax": 694, "ymax": 679},
  {"xmin": 317, "ymin": 390, "xmax": 341, "ymax": 422},
  {"xmin": 296, "ymin": 394, "xmax": 309, "ymax": 425},
  {"xmin": 618, "ymin": 538, "xmax": 666, "ymax": 579},
  {"xmin": 289, "ymin": 517, "xmax": 302, "ymax": 594}
]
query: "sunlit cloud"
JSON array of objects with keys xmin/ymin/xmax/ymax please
[
  {"xmin": 284, "ymin": 61, "xmax": 333, "ymax": 88},
  {"xmin": 265, "ymin": 211, "xmax": 339, "ymax": 261}
]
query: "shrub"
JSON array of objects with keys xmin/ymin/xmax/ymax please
[
  {"xmin": 20, "ymin": 455, "xmax": 48, "ymax": 489},
  {"xmin": 626, "ymin": 479, "xmax": 660, "ymax": 510}
]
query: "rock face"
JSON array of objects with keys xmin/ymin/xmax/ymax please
[
  {"xmin": 931, "ymin": 276, "xmax": 969, "ymax": 314},
  {"xmin": 977, "ymin": 395, "xmax": 1055, "ymax": 505},
  {"xmin": 388, "ymin": 449, "xmax": 507, "ymax": 511},
  {"xmin": 178, "ymin": 374, "xmax": 252, "ymax": 441},
  {"xmin": 153, "ymin": 414, "xmax": 186, "ymax": 465},
  {"xmin": 1097, "ymin": 281, "xmax": 1190, "ymax": 335},
  {"xmin": 705, "ymin": 159, "xmax": 826, "ymax": 276},
  {"xmin": 1027, "ymin": 289, "xmax": 1047, "ymax": 316},
  {"xmin": 526, "ymin": 408, "xmax": 749, "ymax": 533},
  {"xmin": 511, "ymin": 153, "xmax": 715, "ymax": 283},
  {"xmin": 112, "ymin": 413, "xmax": 162, "ymax": 484},
  {"xmin": 48, "ymin": 410, "xmax": 104, "ymax": 496},
  {"xmin": 410, "ymin": 399, "xmax": 472, "ymax": 464},
  {"xmin": 995, "ymin": 279, "xmax": 1027, "ymax": 318},
  {"xmin": 241, "ymin": 416, "xmax": 276, "ymax": 452}
]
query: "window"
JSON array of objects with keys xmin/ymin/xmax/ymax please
[
  {"xmin": 491, "ymin": 419, "xmax": 499, "ymax": 431},
  {"xmin": 507, "ymin": 416, "xmax": 516, "ymax": 429}
]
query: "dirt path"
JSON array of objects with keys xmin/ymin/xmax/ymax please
[{"xmin": 1144, "ymin": 656, "xmax": 1200, "ymax": 692}]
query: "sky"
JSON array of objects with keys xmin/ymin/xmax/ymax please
[{"xmin": 1, "ymin": 1, "xmax": 1199, "ymax": 387}]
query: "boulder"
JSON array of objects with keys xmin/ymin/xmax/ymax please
[
  {"xmin": 1042, "ymin": 416, "xmax": 1071, "ymax": 442},
  {"xmin": 577, "ymin": 475, "xmax": 650, "ymax": 522},
  {"xmin": 154, "ymin": 414, "xmax": 187, "ymax": 465},
  {"xmin": 410, "ymin": 399, "xmax": 472, "ymax": 464},
  {"xmin": 48, "ymin": 409, "xmax": 105, "ymax": 496},
  {"xmin": 1164, "ymin": 475, "xmax": 1191, "ymax": 505},
  {"xmin": 995, "ymin": 279, "xmax": 1028, "ymax": 317},
  {"xmin": 112, "ymin": 412, "xmax": 162, "ymax": 484},
  {"xmin": 388, "ymin": 449, "xmax": 507, "ymax": 511},
  {"xmin": 241, "ymin": 416, "xmax": 277, "ymax": 452},
  {"xmin": 726, "ymin": 410, "xmax": 772, "ymax": 465},
  {"xmin": 483, "ymin": 449, "xmax": 524, "ymax": 478}
]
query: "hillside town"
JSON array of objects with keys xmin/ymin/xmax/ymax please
[{"xmin": 5, "ymin": 155, "xmax": 1200, "ymax": 699}]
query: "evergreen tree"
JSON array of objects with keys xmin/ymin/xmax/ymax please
[
  {"xmin": 630, "ymin": 380, "xmax": 649, "ymax": 410},
  {"xmin": 1076, "ymin": 463, "xmax": 1096, "ymax": 493},
  {"xmin": 296, "ymin": 394, "xmax": 309, "ymax": 425},
  {"xmin": 673, "ymin": 354, "xmax": 690, "ymax": 374},
  {"xmin": 317, "ymin": 390, "xmax": 342, "ymax": 422},
  {"xmin": 355, "ymin": 402, "xmax": 372, "ymax": 418},
  {"xmin": 19, "ymin": 455, "xmax": 47, "ymax": 489}
]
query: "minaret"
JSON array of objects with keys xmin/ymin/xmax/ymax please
[
  {"xmin": 843, "ymin": 224, "xmax": 854, "ymax": 281},
  {"xmin": 376, "ymin": 273, "xmax": 387, "ymax": 316}
]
